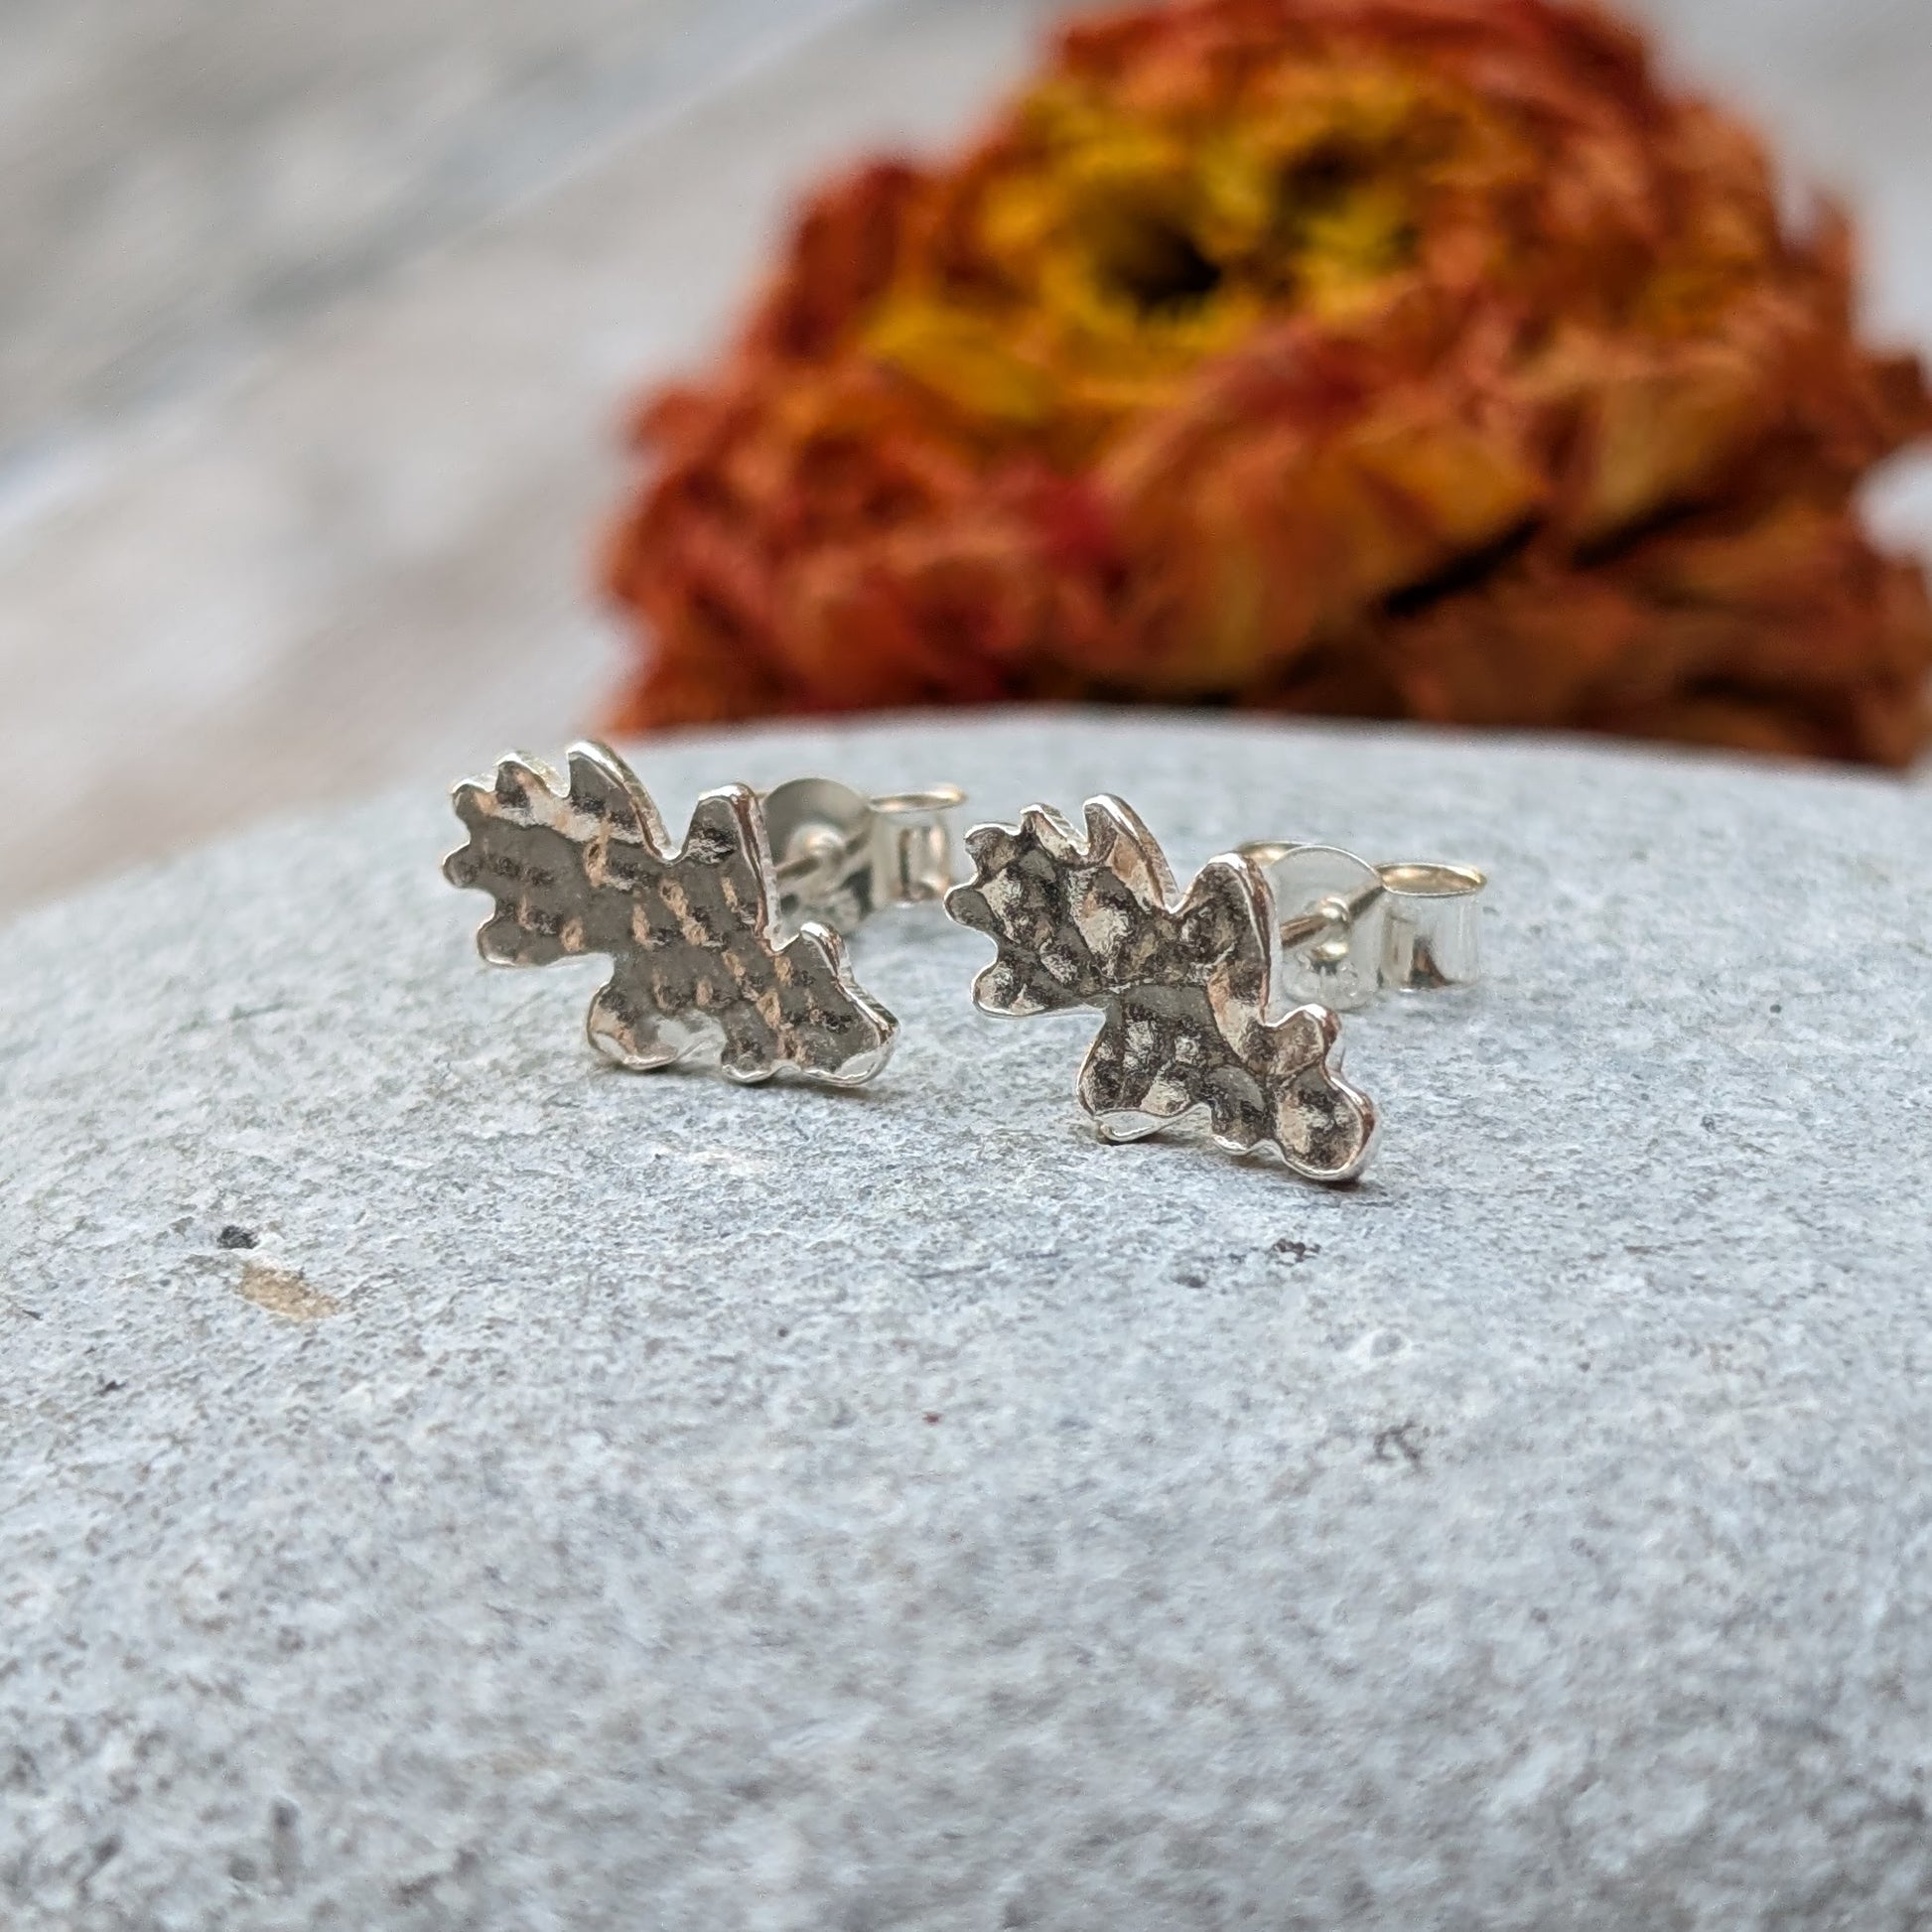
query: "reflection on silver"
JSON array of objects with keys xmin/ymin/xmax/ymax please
[
  {"xmin": 764, "ymin": 777, "xmax": 964, "ymax": 937},
  {"xmin": 444, "ymin": 742, "xmax": 962, "ymax": 1086},
  {"xmin": 945, "ymin": 796, "xmax": 1383, "ymax": 1183},
  {"xmin": 1235, "ymin": 843, "xmax": 1486, "ymax": 1010}
]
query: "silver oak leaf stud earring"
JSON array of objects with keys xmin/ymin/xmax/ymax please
[
  {"xmin": 944, "ymin": 796, "xmax": 1483, "ymax": 1183},
  {"xmin": 445, "ymin": 741, "xmax": 963, "ymax": 1087}
]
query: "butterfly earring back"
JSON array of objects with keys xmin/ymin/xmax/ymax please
[{"xmin": 1234, "ymin": 841, "xmax": 1484, "ymax": 1010}]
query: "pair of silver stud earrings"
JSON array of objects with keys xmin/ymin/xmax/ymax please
[{"xmin": 443, "ymin": 743, "xmax": 1484, "ymax": 1184}]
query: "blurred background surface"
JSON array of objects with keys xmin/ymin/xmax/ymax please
[{"xmin": 3, "ymin": 0, "xmax": 1929, "ymax": 909}]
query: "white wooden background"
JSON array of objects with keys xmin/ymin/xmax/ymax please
[{"xmin": 3, "ymin": 0, "xmax": 1928, "ymax": 909}]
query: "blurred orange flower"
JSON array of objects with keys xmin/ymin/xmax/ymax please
[{"xmin": 604, "ymin": 0, "xmax": 1932, "ymax": 763}]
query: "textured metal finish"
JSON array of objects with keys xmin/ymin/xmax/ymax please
[
  {"xmin": 445, "ymin": 742, "xmax": 898, "ymax": 1085},
  {"xmin": 945, "ymin": 796, "xmax": 1379, "ymax": 1183}
]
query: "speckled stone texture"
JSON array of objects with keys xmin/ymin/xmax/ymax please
[{"xmin": 3, "ymin": 712, "xmax": 1931, "ymax": 1931}]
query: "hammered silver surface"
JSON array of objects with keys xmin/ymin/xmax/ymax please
[
  {"xmin": 945, "ymin": 796, "xmax": 1377, "ymax": 1182},
  {"xmin": 445, "ymin": 742, "xmax": 897, "ymax": 1084}
]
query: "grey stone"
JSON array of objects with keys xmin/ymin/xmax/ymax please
[{"xmin": 3, "ymin": 711, "xmax": 1932, "ymax": 1931}]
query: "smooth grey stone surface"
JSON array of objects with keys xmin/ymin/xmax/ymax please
[{"xmin": 4, "ymin": 711, "xmax": 1932, "ymax": 1931}]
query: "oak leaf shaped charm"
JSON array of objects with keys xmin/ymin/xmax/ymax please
[
  {"xmin": 445, "ymin": 742, "xmax": 897, "ymax": 1085},
  {"xmin": 944, "ymin": 797, "xmax": 1377, "ymax": 1181}
]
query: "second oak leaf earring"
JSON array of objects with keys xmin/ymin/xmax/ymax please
[
  {"xmin": 944, "ymin": 796, "xmax": 1483, "ymax": 1184},
  {"xmin": 445, "ymin": 741, "xmax": 961, "ymax": 1086}
]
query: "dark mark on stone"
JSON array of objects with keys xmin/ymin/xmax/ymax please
[
  {"xmin": 217, "ymin": 1224, "xmax": 259, "ymax": 1251},
  {"xmin": 1373, "ymin": 1422, "xmax": 1426, "ymax": 1470},
  {"xmin": 77, "ymin": 1832, "xmax": 121, "ymax": 1892},
  {"xmin": 1272, "ymin": 1237, "xmax": 1320, "ymax": 1263},
  {"xmin": 923, "ymin": 1412, "xmax": 941, "ymax": 1425},
  {"xmin": 95, "ymin": 1379, "xmax": 125, "ymax": 1397}
]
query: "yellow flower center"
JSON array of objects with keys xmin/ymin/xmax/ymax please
[{"xmin": 862, "ymin": 59, "xmax": 1511, "ymax": 443}]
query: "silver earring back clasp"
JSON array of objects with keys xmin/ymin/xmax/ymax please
[
  {"xmin": 762, "ymin": 779, "xmax": 966, "ymax": 936},
  {"xmin": 1234, "ymin": 842, "xmax": 1485, "ymax": 1011}
]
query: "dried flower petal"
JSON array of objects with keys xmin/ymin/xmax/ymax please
[{"xmin": 605, "ymin": 0, "xmax": 1932, "ymax": 764}]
